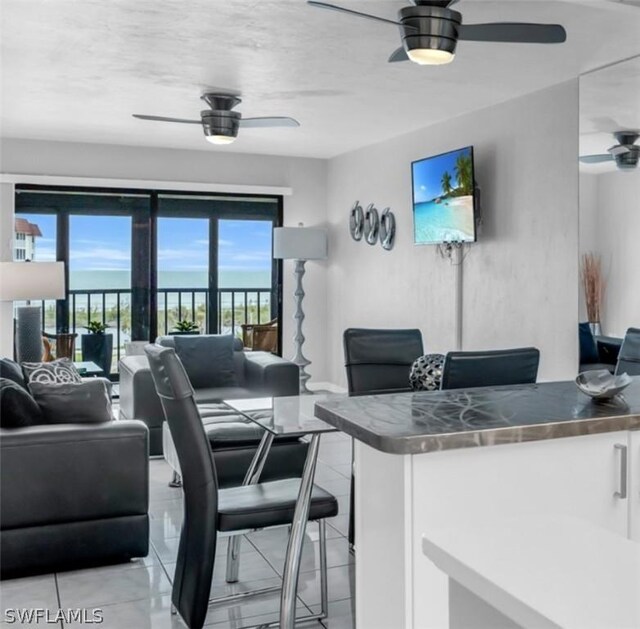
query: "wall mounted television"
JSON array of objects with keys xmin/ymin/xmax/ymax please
[{"xmin": 412, "ymin": 146, "xmax": 477, "ymax": 245}]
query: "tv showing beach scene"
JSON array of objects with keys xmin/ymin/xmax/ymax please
[{"xmin": 412, "ymin": 146, "xmax": 476, "ymax": 244}]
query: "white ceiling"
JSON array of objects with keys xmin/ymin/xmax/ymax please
[
  {"xmin": 1, "ymin": 0, "xmax": 640, "ymax": 158},
  {"xmin": 579, "ymin": 54, "xmax": 640, "ymax": 173}
]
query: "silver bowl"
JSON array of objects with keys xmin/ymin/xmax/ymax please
[{"xmin": 576, "ymin": 369, "xmax": 632, "ymax": 400}]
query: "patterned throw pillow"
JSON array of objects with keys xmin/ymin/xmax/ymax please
[{"xmin": 22, "ymin": 358, "xmax": 83, "ymax": 385}]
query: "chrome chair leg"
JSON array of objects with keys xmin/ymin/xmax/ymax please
[
  {"xmin": 225, "ymin": 535, "xmax": 242, "ymax": 583},
  {"xmin": 170, "ymin": 604, "xmax": 177, "ymax": 616},
  {"xmin": 169, "ymin": 470, "xmax": 182, "ymax": 488},
  {"xmin": 319, "ymin": 519, "xmax": 328, "ymax": 619}
]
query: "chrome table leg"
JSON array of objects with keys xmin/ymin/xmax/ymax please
[
  {"xmin": 226, "ymin": 430, "xmax": 275, "ymax": 583},
  {"xmin": 319, "ymin": 519, "xmax": 328, "ymax": 618},
  {"xmin": 279, "ymin": 433, "xmax": 322, "ymax": 629}
]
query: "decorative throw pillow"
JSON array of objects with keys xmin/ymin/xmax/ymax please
[
  {"xmin": 410, "ymin": 354, "xmax": 445, "ymax": 391},
  {"xmin": 0, "ymin": 378, "xmax": 41, "ymax": 428},
  {"xmin": 0, "ymin": 357, "xmax": 27, "ymax": 389},
  {"xmin": 22, "ymin": 358, "xmax": 82, "ymax": 385},
  {"xmin": 173, "ymin": 334, "xmax": 238, "ymax": 389},
  {"xmin": 30, "ymin": 379, "xmax": 113, "ymax": 424}
]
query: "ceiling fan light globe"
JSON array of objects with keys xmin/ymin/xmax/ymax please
[
  {"xmin": 206, "ymin": 135, "xmax": 236, "ymax": 145},
  {"xmin": 407, "ymin": 48, "xmax": 455, "ymax": 65}
]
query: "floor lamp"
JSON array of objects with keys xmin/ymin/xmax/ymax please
[
  {"xmin": 0, "ymin": 262, "xmax": 66, "ymax": 362},
  {"xmin": 273, "ymin": 225, "xmax": 328, "ymax": 394}
]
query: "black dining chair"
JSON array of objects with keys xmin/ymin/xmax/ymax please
[
  {"xmin": 615, "ymin": 328, "xmax": 640, "ymax": 376},
  {"xmin": 343, "ymin": 328, "xmax": 424, "ymax": 548},
  {"xmin": 440, "ymin": 347, "xmax": 540, "ymax": 390},
  {"xmin": 144, "ymin": 344, "xmax": 338, "ymax": 629}
]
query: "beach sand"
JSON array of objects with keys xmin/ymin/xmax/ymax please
[{"xmin": 445, "ymin": 195, "xmax": 474, "ymax": 237}]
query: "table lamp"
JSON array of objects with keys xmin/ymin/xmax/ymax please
[
  {"xmin": 273, "ymin": 225, "xmax": 328, "ymax": 394},
  {"xmin": 0, "ymin": 261, "xmax": 66, "ymax": 362}
]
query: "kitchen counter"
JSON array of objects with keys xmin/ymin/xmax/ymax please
[
  {"xmin": 314, "ymin": 378, "xmax": 640, "ymax": 629},
  {"xmin": 314, "ymin": 378, "xmax": 640, "ymax": 454}
]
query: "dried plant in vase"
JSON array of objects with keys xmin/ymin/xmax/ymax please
[{"xmin": 581, "ymin": 253, "xmax": 605, "ymax": 335}]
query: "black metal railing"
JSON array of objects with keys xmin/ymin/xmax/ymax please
[{"xmin": 33, "ymin": 286, "xmax": 273, "ymax": 374}]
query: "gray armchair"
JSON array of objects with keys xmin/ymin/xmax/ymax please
[
  {"xmin": 119, "ymin": 335, "xmax": 306, "ymax": 489},
  {"xmin": 119, "ymin": 336, "xmax": 299, "ymax": 455}
]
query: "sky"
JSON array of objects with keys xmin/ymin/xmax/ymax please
[
  {"xmin": 18, "ymin": 213, "xmax": 273, "ymax": 277},
  {"xmin": 412, "ymin": 146, "xmax": 472, "ymax": 205}
]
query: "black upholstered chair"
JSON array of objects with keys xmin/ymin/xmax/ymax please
[
  {"xmin": 144, "ymin": 344, "xmax": 338, "ymax": 629},
  {"xmin": 615, "ymin": 328, "xmax": 640, "ymax": 376},
  {"xmin": 344, "ymin": 328, "xmax": 425, "ymax": 395},
  {"xmin": 343, "ymin": 328, "xmax": 424, "ymax": 548},
  {"xmin": 441, "ymin": 347, "xmax": 540, "ymax": 390}
]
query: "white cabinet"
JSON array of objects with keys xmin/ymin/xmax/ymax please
[
  {"xmin": 410, "ymin": 431, "xmax": 631, "ymax": 629},
  {"xmin": 629, "ymin": 430, "xmax": 640, "ymax": 541},
  {"xmin": 355, "ymin": 431, "xmax": 639, "ymax": 629}
]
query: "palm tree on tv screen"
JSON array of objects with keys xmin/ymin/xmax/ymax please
[
  {"xmin": 441, "ymin": 171, "xmax": 453, "ymax": 196},
  {"xmin": 454, "ymin": 153, "xmax": 473, "ymax": 195}
]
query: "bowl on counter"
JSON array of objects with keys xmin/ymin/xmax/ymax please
[{"xmin": 576, "ymin": 369, "xmax": 632, "ymax": 400}]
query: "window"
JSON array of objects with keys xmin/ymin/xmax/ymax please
[
  {"xmin": 16, "ymin": 232, "xmax": 25, "ymax": 241},
  {"xmin": 15, "ymin": 248, "xmax": 25, "ymax": 260},
  {"xmin": 15, "ymin": 186, "xmax": 283, "ymax": 376}
]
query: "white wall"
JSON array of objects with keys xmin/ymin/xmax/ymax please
[
  {"xmin": 0, "ymin": 140, "xmax": 329, "ymax": 381},
  {"xmin": 326, "ymin": 81, "xmax": 580, "ymax": 385},
  {"xmin": 579, "ymin": 168, "xmax": 640, "ymax": 338},
  {"xmin": 578, "ymin": 173, "xmax": 599, "ymax": 322}
]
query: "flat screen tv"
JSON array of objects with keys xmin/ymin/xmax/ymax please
[{"xmin": 412, "ymin": 146, "xmax": 477, "ymax": 245}]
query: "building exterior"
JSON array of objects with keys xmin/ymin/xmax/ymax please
[{"xmin": 14, "ymin": 218, "xmax": 42, "ymax": 261}]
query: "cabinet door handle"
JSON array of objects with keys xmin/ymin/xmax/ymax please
[{"xmin": 614, "ymin": 443, "xmax": 628, "ymax": 500}]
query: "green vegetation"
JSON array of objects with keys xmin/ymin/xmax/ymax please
[
  {"xmin": 173, "ymin": 319, "xmax": 200, "ymax": 333},
  {"xmin": 85, "ymin": 320, "xmax": 109, "ymax": 334},
  {"xmin": 440, "ymin": 153, "xmax": 474, "ymax": 199}
]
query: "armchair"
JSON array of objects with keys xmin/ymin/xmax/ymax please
[{"xmin": 119, "ymin": 335, "xmax": 307, "ymax": 489}]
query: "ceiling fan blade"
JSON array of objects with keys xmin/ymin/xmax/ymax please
[
  {"xmin": 132, "ymin": 114, "xmax": 201, "ymax": 125},
  {"xmin": 579, "ymin": 154, "xmax": 614, "ymax": 164},
  {"xmin": 608, "ymin": 145, "xmax": 631, "ymax": 156},
  {"xmin": 388, "ymin": 47, "xmax": 409, "ymax": 63},
  {"xmin": 307, "ymin": 1, "xmax": 415, "ymax": 29},
  {"xmin": 459, "ymin": 22, "xmax": 567, "ymax": 44},
  {"xmin": 240, "ymin": 117, "xmax": 300, "ymax": 128}
]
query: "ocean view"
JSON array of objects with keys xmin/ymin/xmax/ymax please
[
  {"xmin": 69, "ymin": 269, "xmax": 272, "ymax": 290},
  {"xmin": 414, "ymin": 195, "xmax": 475, "ymax": 244}
]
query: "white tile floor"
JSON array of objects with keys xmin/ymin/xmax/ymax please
[{"xmin": 0, "ymin": 430, "xmax": 355, "ymax": 628}]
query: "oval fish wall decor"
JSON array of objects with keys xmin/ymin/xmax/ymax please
[
  {"xmin": 379, "ymin": 207, "xmax": 395, "ymax": 251},
  {"xmin": 349, "ymin": 201, "xmax": 364, "ymax": 241},
  {"xmin": 364, "ymin": 204, "xmax": 379, "ymax": 245}
]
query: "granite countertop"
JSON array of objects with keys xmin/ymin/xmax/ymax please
[{"xmin": 313, "ymin": 379, "xmax": 640, "ymax": 455}]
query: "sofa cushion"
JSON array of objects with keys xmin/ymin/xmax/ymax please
[
  {"xmin": 30, "ymin": 379, "xmax": 113, "ymax": 424},
  {"xmin": 22, "ymin": 358, "xmax": 82, "ymax": 385},
  {"xmin": 193, "ymin": 386, "xmax": 254, "ymax": 404},
  {"xmin": 0, "ymin": 378, "xmax": 41, "ymax": 428},
  {"xmin": 1, "ymin": 358, "xmax": 27, "ymax": 389},
  {"xmin": 173, "ymin": 334, "xmax": 238, "ymax": 389}
]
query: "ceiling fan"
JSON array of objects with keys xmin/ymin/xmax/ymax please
[
  {"xmin": 132, "ymin": 93, "xmax": 300, "ymax": 145},
  {"xmin": 308, "ymin": 0, "xmax": 567, "ymax": 66},
  {"xmin": 580, "ymin": 132, "xmax": 639, "ymax": 170}
]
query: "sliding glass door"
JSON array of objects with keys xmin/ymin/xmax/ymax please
[{"xmin": 15, "ymin": 186, "xmax": 283, "ymax": 376}]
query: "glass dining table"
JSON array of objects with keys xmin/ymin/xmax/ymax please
[{"xmin": 223, "ymin": 394, "xmax": 340, "ymax": 629}]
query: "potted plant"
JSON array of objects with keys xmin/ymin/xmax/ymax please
[
  {"xmin": 171, "ymin": 319, "xmax": 200, "ymax": 335},
  {"xmin": 81, "ymin": 320, "xmax": 113, "ymax": 375}
]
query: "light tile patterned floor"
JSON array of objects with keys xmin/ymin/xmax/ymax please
[{"xmin": 0, "ymin": 431, "xmax": 355, "ymax": 629}]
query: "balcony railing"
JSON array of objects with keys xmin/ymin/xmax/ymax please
[{"xmin": 33, "ymin": 287, "xmax": 274, "ymax": 374}]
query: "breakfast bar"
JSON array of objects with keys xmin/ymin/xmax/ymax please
[{"xmin": 315, "ymin": 379, "xmax": 640, "ymax": 629}]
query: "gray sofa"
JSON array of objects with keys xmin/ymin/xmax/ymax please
[
  {"xmin": 119, "ymin": 336, "xmax": 306, "ymax": 487},
  {"xmin": 0, "ymin": 417, "xmax": 149, "ymax": 579}
]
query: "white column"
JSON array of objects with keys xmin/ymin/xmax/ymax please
[{"xmin": 0, "ymin": 182, "xmax": 16, "ymax": 357}]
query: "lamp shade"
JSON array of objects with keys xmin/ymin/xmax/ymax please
[
  {"xmin": 273, "ymin": 227, "xmax": 328, "ymax": 261},
  {"xmin": 0, "ymin": 262, "xmax": 66, "ymax": 301}
]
